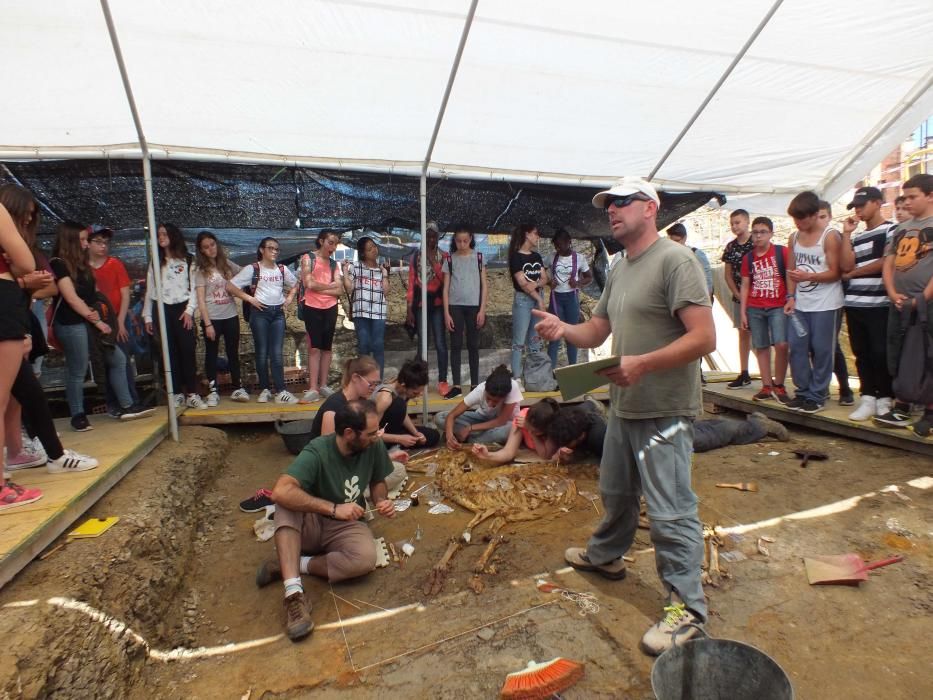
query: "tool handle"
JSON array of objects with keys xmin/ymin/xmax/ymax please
[{"xmin": 859, "ymin": 555, "xmax": 904, "ymax": 572}]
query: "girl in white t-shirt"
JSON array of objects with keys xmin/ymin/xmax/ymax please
[
  {"xmin": 546, "ymin": 228, "xmax": 592, "ymax": 368},
  {"xmin": 194, "ymin": 231, "xmax": 247, "ymax": 405},
  {"xmin": 435, "ymin": 364, "xmax": 523, "ymax": 448},
  {"xmin": 228, "ymin": 237, "xmax": 299, "ymax": 404}
]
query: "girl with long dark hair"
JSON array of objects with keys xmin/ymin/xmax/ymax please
[
  {"xmin": 508, "ymin": 222, "xmax": 548, "ymax": 380},
  {"xmin": 371, "ymin": 357, "xmax": 440, "ymax": 449},
  {"xmin": 442, "ymin": 224, "xmax": 487, "ymax": 399},
  {"xmin": 143, "ymin": 223, "xmax": 206, "ymax": 409},
  {"xmin": 342, "ymin": 236, "xmax": 389, "ymax": 375},
  {"xmin": 194, "ymin": 231, "xmax": 248, "ymax": 404}
]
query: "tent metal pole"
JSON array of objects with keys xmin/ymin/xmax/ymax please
[
  {"xmin": 100, "ymin": 0, "xmax": 178, "ymax": 441},
  {"xmin": 419, "ymin": 0, "xmax": 479, "ymax": 421},
  {"xmin": 647, "ymin": 0, "xmax": 784, "ymax": 181}
]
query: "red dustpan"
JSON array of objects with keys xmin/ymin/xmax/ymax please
[{"xmin": 804, "ymin": 554, "xmax": 903, "ymax": 585}]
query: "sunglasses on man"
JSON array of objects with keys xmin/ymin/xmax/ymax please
[{"xmin": 604, "ymin": 194, "xmax": 651, "ymax": 210}]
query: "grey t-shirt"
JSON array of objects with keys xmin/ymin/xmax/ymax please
[
  {"xmin": 593, "ymin": 237, "xmax": 711, "ymax": 419},
  {"xmin": 442, "ymin": 252, "xmax": 482, "ymax": 307},
  {"xmin": 886, "ymin": 216, "xmax": 933, "ymax": 297}
]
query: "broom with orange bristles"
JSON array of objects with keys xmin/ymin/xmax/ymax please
[{"xmin": 499, "ymin": 658, "xmax": 584, "ymax": 699}]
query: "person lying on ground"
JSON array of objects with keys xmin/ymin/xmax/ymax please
[
  {"xmin": 547, "ymin": 396, "xmax": 608, "ymax": 462},
  {"xmin": 435, "ymin": 364, "xmax": 522, "ymax": 449},
  {"xmin": 371, "ymin": 356, "xmax": 440, "ymax": 449},
  {"xmin": 255, "ymin": 400, "xmax": 396, "ymax": 642},
  {"xmin": 471, "ymin": 398, "xmax": 560, "ymax": 464},
  {"xmin": 692, "ymin": 412, "xmax": 788, "ymax": 453}
]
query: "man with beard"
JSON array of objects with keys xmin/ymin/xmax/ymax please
[
  {"xmin": 533, "ymin": 177, "xmax": 715, "ymax": 655},
  {"xmin": 256, "ymin": 399, "xmax": 396, "ymax": 641}
]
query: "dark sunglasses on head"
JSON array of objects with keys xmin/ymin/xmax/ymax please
[{"xmin": 604, "ymin": 194, "xmax": 650, "ymax": 210}]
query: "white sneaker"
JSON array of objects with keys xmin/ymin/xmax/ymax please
[
  {"xmin": 6, "ymin": 449, "xmax": 47, "ymax": 471},
  {"xmin": 231, "ymin": 387, "xmax": 250, "ymax": 402},
  {"xmin": 275, "ymin": 390, "xmax": 299, "ymax": 404},
  {"xmin": 848, "ymin": 395, "xmax": 876, "ymax": 422},
  {"xmin": 173, "ymin": 393, "xmax": 185, "ymax": 408},
  {"xmin": 257, "ymin": 389, "xmax": 272, "ymax": 403},
  {"xmin": 47, "ymin": 449, "xmax": 99, "ymax": 473},
  {"xmin": 319, "ymin": 386, "xmax": 335, "ymax": 398},
  {"xmin": 186, "ymin": 394, "xmax": 208, "ymax": 410},
  {"xmin": 31, "ymin": 437, "xmax": 47, "ymax": 458},
  {"xmin": 876, "ymin": 397, "xmax": 893, "ymax": 417},
  {"xmin": 302, "ymin": 389, "xmax": 320, "ymax": 402},
  {"xmin": 206, "ymin": 381, "xmax": 220, "ymax": 407},
  {"xmin": 641, "ymin": 601, "xmax": 702, "ymax": 656}
]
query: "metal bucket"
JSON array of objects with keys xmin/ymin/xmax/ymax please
[
  {"xmin": 275, "ymin": 419, "xmax": 316, "ymax": 455},
  {"xmin": 652, "ymin": 625, "xmax": 794, "ymax": 700}
]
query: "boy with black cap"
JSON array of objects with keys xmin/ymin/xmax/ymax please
[{"xmin": 839, "ymin": 186, "xmax": 896, "ymax": 420}]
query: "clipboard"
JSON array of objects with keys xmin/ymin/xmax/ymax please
[{"xmin": 553, "ymin": 356, "xmax": 619, "ymax": 401}]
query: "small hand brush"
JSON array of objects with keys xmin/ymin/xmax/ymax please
[
  {"xmin": 715, "ymin": 482, "xmax": 758, "ymax": 492},
  {"xmin": 499, "ymin": 658, "xmax": 584, "ymax": 699}
]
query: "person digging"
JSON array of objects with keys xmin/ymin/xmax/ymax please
[{"xmin": 255, "ymin": 399, "xmax": 396, "ymax": 641}]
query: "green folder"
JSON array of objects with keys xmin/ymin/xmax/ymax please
[{"xmin": 553, "ymin": 356, "xmax": 619, "ymax": 401}]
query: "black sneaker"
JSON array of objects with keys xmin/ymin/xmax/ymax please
[
  {"xmin": 798, "ymin": 400, "xmax": 825, "ymax": 414},
  {"xmin": 239, "ymin": 488, "xmax": 274, "ymax": 513},
  {"xmin": 444, "ymin": 386, "xmax": 462, "ymax": 400},
  {"xmin": 726, "ymin": 372, "xmax": 751, "ymax": 389},
  {"xmin": 874, "ymin": 408, "xmax": 912, "ymax": 428},
  {"xmin": 118, "ymin": 403, "xmax": 156, "ymax": 420},
  {"xmin": 785, "ymin": 396, "xmax": 807, "ymax": 411},
  {"xmin": 838, "ymin": 390, "xmax": 855, "ymax": 406},
  {"xmin": 70, "ymin": 413, "xmax": 93, "ymax": 432}
]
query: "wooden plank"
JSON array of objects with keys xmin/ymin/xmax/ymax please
[
  {"xmin": 703, "ymin": 384, "xmax": 933, "ymax": 458},
  {"xmin": 0, "ymin": 415, "xmax": 167, "ymax": 589}
]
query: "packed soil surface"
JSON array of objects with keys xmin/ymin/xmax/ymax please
[{"xmin": 1, "ymin": 412, "xmax": 930, "ymax": 699}]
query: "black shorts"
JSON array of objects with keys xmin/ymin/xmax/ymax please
[
  {"xmin": 303, "ymin": 304, "xmax": 338, "ymax": 351},
  {"xmin": 0, "ymin": 279, "xmax": 30, "ymax": 341}
]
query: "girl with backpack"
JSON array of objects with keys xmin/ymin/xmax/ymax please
[
  {"xmin": 143, "ymin": 223, "xmax": 206, "ymax": 409},
  {"xmin": 371, "ymin": 356, "xmax": 440, "ymax": 449},
  {"xmin": 54, "ymin": 222, "xmax": 152, "ymax": 429},
  {"xmin": 194, "ymin": 231, "xmax": 248, "ymax": 405},
  {"xmin": 405, "ymin": 222, "xmax": 450, "ymax": 397},
  {"xmin": 508, "ymin": 223, "xmax": 549, "ymax": 381},
  {"xmin": 342, "ymin": 236, "xmax": 389, "ymax": 376},
  {"xmin": 300, "ymin": 230, "xmax": 343, "ymax": 402},
  {"xmin": 546, "ymin": 228, "xmax": 592, "ymax": 368},
  {"xmin": 228, "ymin": 237, "xmax": 298, "ymax": 404},
  {"xmin": 442, "ymin": 224, "xmax": 487, "ymax": 399}
]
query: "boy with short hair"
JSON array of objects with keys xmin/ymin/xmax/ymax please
[
  {"xmin": 817, "ymin": 201, "xmax": 854, "ymax": 406},
  {"xmin": 721, "ymin": 209, "xmax": 754, "ymax": 388},
  {"xmin": 876, "ymin": 173, "xmax": 933, "ymax": 434},
  {"xmin": 740, "ymin": 217, "xmax": 791, "ymax": 404}
]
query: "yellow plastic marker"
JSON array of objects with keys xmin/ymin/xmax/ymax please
[{"xmin": 68, "ymin": 516, "xmax": 120, "ymax": 539}]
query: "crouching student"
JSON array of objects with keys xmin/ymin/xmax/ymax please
[
  {"xmin": 372, "ymin": 357, "xmax": 440, "ymax": 449},
  {"xmin": 547, "ymin": 397, "xmax": 608, "ymax": 462},
  {"xmin": 471, "ymin": 398, "xmax": 560, "ymax": 464},
  {"xmin": 256, "ymin": 400, "xmax": 396, "ymax": 641},
  {"xmin": 435, "ymin": 364, "xmax": 523, "ymax": 449}
]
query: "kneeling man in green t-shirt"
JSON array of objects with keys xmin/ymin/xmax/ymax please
[{"xmin": 256, "ymin": 399, "xmax": 396, "ymax": 641}]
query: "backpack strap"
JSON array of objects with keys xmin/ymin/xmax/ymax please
[
  {"xmin": 249, "ymin": 262, "xmax": 260, "ymax": 295},
  {"xmin": 745, "ymin": 250, "xmax": 756, "ymax": 284},
  {"xmin": 774, "ymin": 244, "xmax": 787, "ymax": 279}
]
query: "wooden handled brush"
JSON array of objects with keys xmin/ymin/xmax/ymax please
[
  {"xmin": 499, "ymin": 658, "xmax": 584, "ymax": 699},
  {"xmin": 715, "ymin": 482, "xmax": 758, "ymax": 492}
]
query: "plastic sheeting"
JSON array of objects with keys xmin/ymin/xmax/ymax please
[
  {"xmin": 0, "ymin": 160, "xmax": 721, "ymax": 237},
  {"xmin": 1, "ymin": 1, "xmax": 931, "ymax": 214}
]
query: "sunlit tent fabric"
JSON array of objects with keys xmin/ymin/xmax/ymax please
[{"xmin": 2, "ymin": 0, "xmax": 932, "ymax": 214}]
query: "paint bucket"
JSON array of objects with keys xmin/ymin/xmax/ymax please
[
  {"xmin": 275, "ymin": 419, "xmax": 316, "ymax": 455},
  {"xmin": 651, "ymin": 625, "xmax": 793, "ymax": 700}
]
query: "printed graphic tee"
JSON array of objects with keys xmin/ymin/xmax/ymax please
[
  {"xmin": 740, "ymin": 244, "xmax": 790, "ymax": 309},
  {"xmin": 286, "ymin": 434, "xmax": 394, "ymax": 508},
  {"xmin": 509, "ymin": 250, "xmax": 544, "ymax": 294},
  {"xmin": 886, "ymin": 216, "xmax": 933, "ymax": 297}
]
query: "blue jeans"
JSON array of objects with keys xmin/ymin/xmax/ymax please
[
  {"xmin": 355, "ymin": 317, "xmax": 386, "ymax": 375},
  {"xmin": 249, "ymin": 305, "xmax": 286, "ymax": 392},
  {"xmin": 433, "ymin": 409, "xmax": 512, "ymax": 445},
  {"xmin": 415, "ymin": 305, "xmax": 448, "ymax": 382},
  {"xmin": 106, "ymin": 339, "xmax": 139, "ymax": 412},
  {"xmin": 788, "ymin": 308, "xmax": 839, "ymax": 403},
  {"xmin": 511, "ymin": 292, "xmax": 542, "ymax": 378},
  {"xmin": 547, "ymin": 290, "xmax": 581, "ymax": 367},
  {"xmin": 55, "ymin": 321, "xmax": 133, "ymax": 416}
]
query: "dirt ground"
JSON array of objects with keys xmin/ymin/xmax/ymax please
[{"xmin": 1, "ymin": 415, "xmax": 931, "ymax": 699}]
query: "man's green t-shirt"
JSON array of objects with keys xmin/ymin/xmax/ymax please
[
  {"xmin": 285, "ymin": 434, "xmax": 394, "ymax": 507},
  {"xmin": 593, "ymin": 237, "xmax": 711, "ymax": 419}
]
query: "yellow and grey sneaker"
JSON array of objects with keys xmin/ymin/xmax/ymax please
[{"xmin": 641, "ymin": 601, "xmax": 702, "ymax": 656}]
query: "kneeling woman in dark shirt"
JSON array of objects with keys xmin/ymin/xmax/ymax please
[{"xmin": 372, "ymin": 357, "xmax": 440, "ymax": 449}]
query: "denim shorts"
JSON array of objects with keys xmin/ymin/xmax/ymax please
[{"xmin": 747, "ymin": 306, "xmax": 787, "ymax": 349}]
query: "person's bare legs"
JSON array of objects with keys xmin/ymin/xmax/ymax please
[
  {"xmin": 0, "ymin": 340, "xmax": 25, "ymax": 474},
  {"xmin": 773, "ymin": 342, "xmax": 789, "ymax": 386},
  {"xmin": 306, "ymin": 336, "xmax": 321, "ymax": 393},
  {"xmin": 274, "ymin": 525, "xmax": 302, "ymax": 581},
  {"xmin": 4, "ymin": 398, "xmax": 23, "ymax": 456},
  {"xmin": 739, "ymin": 328, "xmax": 751, "ymax": 374},
  {"xmin": 753, "ymin": 347, "xmax": 773, "ymax": 387},
  {"xmin": 318, "ymin": 350, "xmax": 333, "ymax": 389}
]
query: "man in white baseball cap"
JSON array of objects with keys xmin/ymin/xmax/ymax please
[{"xmin": 535, "ymin": 175, "xmax": 714, "ymax": 655}]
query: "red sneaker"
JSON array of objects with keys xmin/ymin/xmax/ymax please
[
  {"xmin": 771, "ymin": 385, "xmax": 791, "ymax": 405},
  {"xmin": 752, "ymin": 387, "xmax": 774, "ymax": 401},
  {"xmin": 0, "ymin": 480, "xmax": 43, "ymax": 511},
  {"xmin": 437, "ymin": 381, "xmax": 450, "ymax": 397}
]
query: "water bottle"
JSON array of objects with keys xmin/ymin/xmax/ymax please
[{"xmin": 788, "ymin": 312, "xmax": 808, "ymax": 338}]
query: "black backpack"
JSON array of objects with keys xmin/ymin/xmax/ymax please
[
  {"xmin": 744, "ymin": 244, "xmax": 787, "ymax": 285},
  {"xmin": 892, "ymin": 295, "xmax": 933, "ymax": 405}
]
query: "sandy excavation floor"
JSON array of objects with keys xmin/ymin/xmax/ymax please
[{"xmin": 1, "ymin": 417, "xmax": 931, "ymax": 699}]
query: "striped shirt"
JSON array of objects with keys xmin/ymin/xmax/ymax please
[{"xmin": 844, "ymin": 222, "xmax": 895, "ymax": 308}]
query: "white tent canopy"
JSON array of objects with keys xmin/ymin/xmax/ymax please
[{"xmin": 3, "ymin": 0, "xmax": 932, "ymax": 212}]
